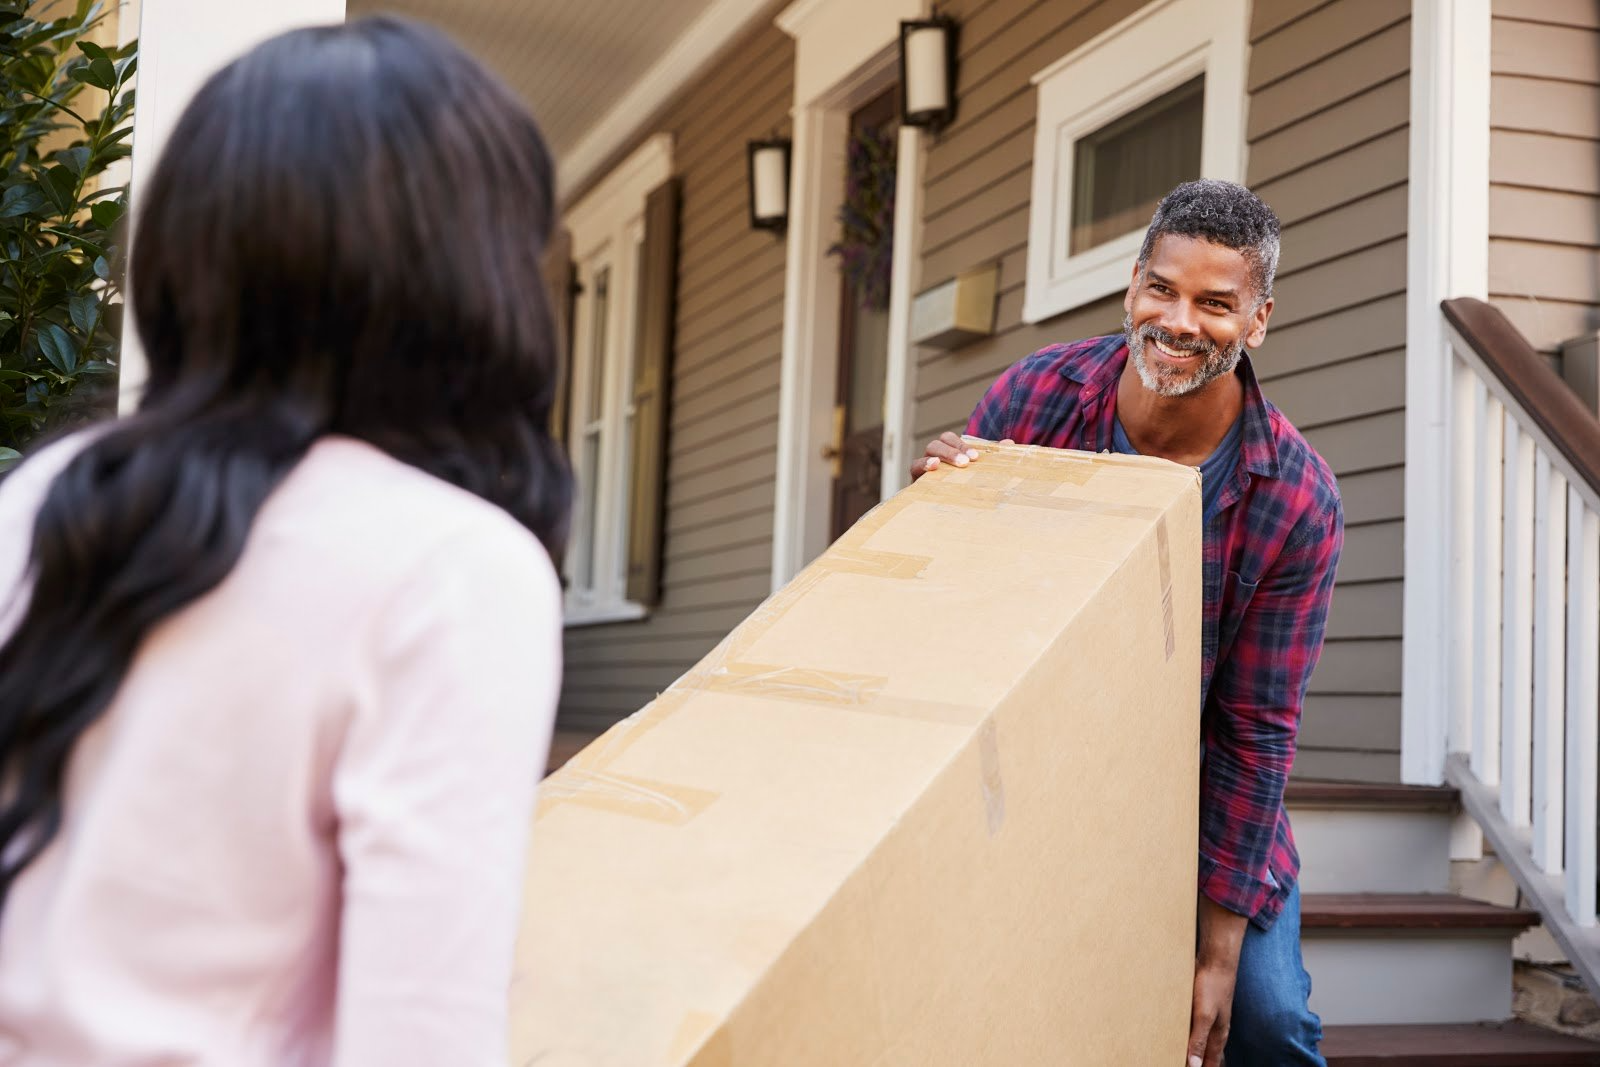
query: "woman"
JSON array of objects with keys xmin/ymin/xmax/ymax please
[{"xmin": 0, "ymin": 17, "xmax": 570, "ymax": 1065}]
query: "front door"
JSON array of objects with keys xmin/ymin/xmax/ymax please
[{"xmin": 827, "ymin": 88, "xmax": 897, "ymax": 541}]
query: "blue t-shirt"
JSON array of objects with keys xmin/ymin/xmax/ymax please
[{"xmin": 1112, "ymin": 414, "xmax": 1243, "ymax": 523}]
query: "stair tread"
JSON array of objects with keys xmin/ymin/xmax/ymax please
[
  {"xmin": 1323, "ymin": 1021, "xmax": 1600, "ymax": 1064},
  {"xmin": 1303, "ymin": 893, "xmax": 1541, "ymax": 930},
  {"xmin": 1287, "ymin": 778, "xmax": 1461, "ymax": 811},
  {"xmin": 545, "ymin": 729, "xmax": 601, "ymax": 776}
]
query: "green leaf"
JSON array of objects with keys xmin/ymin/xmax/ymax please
[
  {"xmin": 42, "ymin": 165, "xmax": 76, "ymax": 212},
  {"xmin": 37, "ymin": 323, "xmax": 78, "ymax": 375},
  {"xmin": 68, "ymin": 55, "xmax": 113, "ymax": 90},
  {"xmin": 57, "ymin": 144, "xmax": 90, "ymax": 175},
  {"xmin": 0, "ymin": 448, "xmax": 20, "ymax": 473},
  {"xmin": 90, "ymin": 53, "xmax": 115, "ymax": 89},
  {"xmin": 90, "ymin": 199, "xmax": 123, "ymax": 229},
  {"xmin": 40, "ymin": 226, "xmax": 107, "ymax": 259},
  {"xmin": 68, "ymin": 292, "xmax": 98, "ymax": 333},
  {"xmin": 92, "ymin": 255, "xmax": 109, "ymax": 280},
  {"xmin": 0, "ymin": 183, "xmax": 46, "ymax": 217},
  {"xmin": 75, "ymin": 39, "xmax": 108, "ymax": 62}
]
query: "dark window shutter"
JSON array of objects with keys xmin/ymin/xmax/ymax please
[
  {"xmin": 625, "ymin": 178, "xmax": 680, "ymax": 607},
  {"xmin": 543, "ymin": 226, "xmax": 577, "ymax": 445}
]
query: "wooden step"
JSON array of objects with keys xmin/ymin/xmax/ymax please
[
  {"xmin": 1323, "ymin": 1021, "xmax": 1600, "ymax": 1065},
  {"xmin": 1287, "ymin": 778, "xmax": 1461, "ymax": 812},
  {"xmin": 1303, "ymin": 895, "xmax": 1537, "ymax": 1025},
  {"xmin": 545, "ymin": 729, "xmax": 602, "ymax": 776},
  {"xmin": 1303, "ymin": 894, "xmax": 1540, "ymax": 933}
]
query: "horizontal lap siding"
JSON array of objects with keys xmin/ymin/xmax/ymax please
[
  {"xmin": 1488, "ymin": 5, "xmax": 1600, "ymax": 352},
  {"xmin": 915, "ymin": 0, "xmax": 1410, "ymax": 781},
  {"xmin": 558, "ymin": 22, "xmax": 794, "ymax": 731}
]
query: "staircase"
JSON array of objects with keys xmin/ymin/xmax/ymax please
[{"xmin": 1289, "ymin": 780, "xmax": 1600, "ymax": 1064}]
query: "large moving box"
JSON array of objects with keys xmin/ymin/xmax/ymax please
[{"xmin": 511, "ymin": 442, "xmax": 1203, "ymax": 1066}]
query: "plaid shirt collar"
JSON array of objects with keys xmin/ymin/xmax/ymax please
[{"xmin": 1054, "ymin": 333, "xmax": 1281, "ymax": 482}]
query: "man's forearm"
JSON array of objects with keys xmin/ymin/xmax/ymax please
[{"xmin": 1197, "ymin": 891, "xmax": 1249, "ymax": 971}]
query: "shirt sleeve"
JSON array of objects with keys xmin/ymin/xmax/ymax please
[
  {"xmin": 964, "ymin": 360, "xmax": 1021, "ymax": 441},
  {"xmin": 1197, "ymin": 493, "xmax": 1343, "ymax": 919},
  {"xmin": 330, "ymin": 519, "xmax": 563, "ymax": 1067}
]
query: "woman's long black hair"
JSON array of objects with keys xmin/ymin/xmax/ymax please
[{"xmin": 0, "ymin": 16, "xmax": 572, "ymax": 905}]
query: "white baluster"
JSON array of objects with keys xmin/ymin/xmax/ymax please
[
  {"xmin": 1532, "ymin": 453, "xmax": 1567, "ymax": 872},
  {"xmin": 1502, "ymin": 416, "xmax": 1535, "ymax": 826},
  {"xmin": 1473, "ymin": 384, "xmax": 1504, "ymax": 785},
  {"xmin": 1450, "ymin": 357, "xmax": 1478, "ymax": 755},
  {"xmin": 1565, "ymin": 492, "xmax": 1600, "ymax": 927}
]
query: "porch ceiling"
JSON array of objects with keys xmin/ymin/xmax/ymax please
[{"xmin": 347, "ymin": 0, "xmax": 729, "ymax": 163}]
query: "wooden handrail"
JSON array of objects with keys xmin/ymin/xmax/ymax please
[{"xmin": 1443, "ymin": 297, "xmax": 1600, "ymax": 495}]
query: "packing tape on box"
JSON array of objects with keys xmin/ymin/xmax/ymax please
[
  {"xmin": 536, "ymin": 767, "xmax": 718, "ymax": 825},
  {"xmin": 1156, "ymin": 515, "xmax": 1176, "ymax": 662},
  {"xmin": 977, "ymin": 718, "xmax": 1006, "ymax": 836},
  {"xmin": 539, "ymin": 444, "xmax": 1181, "ymax": 825}
]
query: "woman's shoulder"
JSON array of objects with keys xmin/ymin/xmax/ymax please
[{"xmin": 263, "ymin": 436, "xmax": 557, "ymax": 595}]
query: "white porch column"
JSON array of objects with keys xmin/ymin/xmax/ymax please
[
  {"xmin": 119, "ymin": 0, "xmax": 347, "ymax": 412},
  {"xmin": 770, "ymin": 0, "xmax": 927, "ymax": 591},
  {"xmin": 1400, "ymin": 0, "xmax": 1489, "ymax": 786}
]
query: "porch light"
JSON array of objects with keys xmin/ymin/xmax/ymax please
[
  {"xmin": 747, "ymin": 138, "xmax": 791, "ymax": 232},
  {"xmin": 899, "ymin": 15, "xmax": 959, "ymax": 131}
]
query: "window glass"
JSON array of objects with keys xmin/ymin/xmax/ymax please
[{"xmin": 1070, "ymin": 76, "xmax": 1204, "ymax": 255}]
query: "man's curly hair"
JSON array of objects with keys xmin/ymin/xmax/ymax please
[{"xmin": 1137, "ymin": 179, "xmax": 1281, "ymax": 305}]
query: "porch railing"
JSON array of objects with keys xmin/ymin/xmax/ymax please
[{"xmin": 1441, "ymin": 297, "xmax": 1600, "ymax": 992}]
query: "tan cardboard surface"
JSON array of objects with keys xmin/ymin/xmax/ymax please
[{"xmin": 510, "ymin": 442, "xmax": 1204, "ymax": 1066}]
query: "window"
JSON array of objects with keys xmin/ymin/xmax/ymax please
[
  {"xmin": 1070, "ymin": 76, "xmax": 1203, "ymax": 254},
  {"xmin": 1023, "ymin": 0, "xmax": 1248, "ymax": 324},
  {"xmin": 562, "ymin": 135, "xmax": 674, "ymax": 626}
]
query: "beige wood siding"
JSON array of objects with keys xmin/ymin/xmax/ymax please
[
  {"xmin": 558, "ymin": 24, "xmax": 794, "ymax": 731},
  {"xmin": 914, "ymin": 0, "xmax": 1410, "ymax": 781},
  {"xmin": 1488, "ymin": 2, "xmax": 1600, "ymax": 352}
]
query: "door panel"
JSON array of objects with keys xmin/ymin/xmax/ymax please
[{"xmin": 829, "ymin": 87, "xmax": 898, "ymax": 542}]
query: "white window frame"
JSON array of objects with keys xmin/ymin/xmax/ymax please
[
  {"xmin": 562, "ymin": 134, "xmax": 673, "ymax": 627},
  {"xmin": 1022, "ymin": 0, "xmax": 1249, "ymax": 324}
]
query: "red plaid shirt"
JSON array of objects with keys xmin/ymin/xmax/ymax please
[{"xmin": 966, "ymin": 335, "xmax": 1343, "ymax": 929}]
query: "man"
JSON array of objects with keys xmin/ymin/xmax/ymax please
[{"xmin": 913, "ymin": 180, "xmax": 1341, "ymax": 1067}]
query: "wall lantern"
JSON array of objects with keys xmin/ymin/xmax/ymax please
[
  {"xmin": 747, "ymin": 138, "xmax": 791, "ymax": 232},
  {"xmin": 899, "ymin": 15, "xmax": 959, "ymax": 131}
]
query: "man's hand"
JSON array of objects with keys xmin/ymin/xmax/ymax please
[
  {"xmin": 1188, "ymin": 893, "xmax": 1248, "ymax": 1066},
  {"xmin": 910, "ymin": 431, "xmax": 1013, "ymax": 482},
  {"xmin": 1188, "ymin": 959, "xmax": 1236, "ymax": 1067}
]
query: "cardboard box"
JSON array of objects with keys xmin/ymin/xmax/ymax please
[{"xmin": 511, "ymin": 442, "xmax": 1203, "ymax": 1066}]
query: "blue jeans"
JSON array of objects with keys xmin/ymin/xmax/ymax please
[{"xmin": 1224, "ymin": 884, "xmax": 1325, "ymax": 1066}]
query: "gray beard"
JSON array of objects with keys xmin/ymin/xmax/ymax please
[{"xmin": 1124, "ymin": 313, "xmax": 1244, "ymax": 398}]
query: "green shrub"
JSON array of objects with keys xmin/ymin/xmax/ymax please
[{"xmin": 0, "ymin": 0, "xmax": 135, "ymax": 472}]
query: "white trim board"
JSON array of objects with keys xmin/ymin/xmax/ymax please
[
  {"xmin": 121, "ymin": 0, "xmax": 347, "ymax": 412},
  {"xmin": 555, "ymin": 0, "xmax": 773, "ymax": 203},
  {"xmin": 1401, "ymin": 0, "xmax": 1490, "ymax": 788},
  {"xmin": 881, "ymin": 123, "xmax": 926, "ymax": 502},
  {"xmin": 565, "ymin": 134, "xmax": 675, "ymax": 258},
  {"xmin": 770, "ymin": 0, "xmax": 928, "ymax": 591}
]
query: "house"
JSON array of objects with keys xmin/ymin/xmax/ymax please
[
  {"xmin": 128, "ymin": 0, "xmax": 1600, "ymax": 1059},
  {"xmin": 516, "ymin": 0, "xmax": 1600, "ymax": 1056}
]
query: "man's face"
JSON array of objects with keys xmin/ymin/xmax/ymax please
[{"xmin": 1122, "ymin": 234, "xmax": 1274, "ymax": 399}]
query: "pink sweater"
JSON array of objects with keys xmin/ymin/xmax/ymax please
[{"xmin": 0, "ymin": 435, "xmax": 562, "ymax": 1066}]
